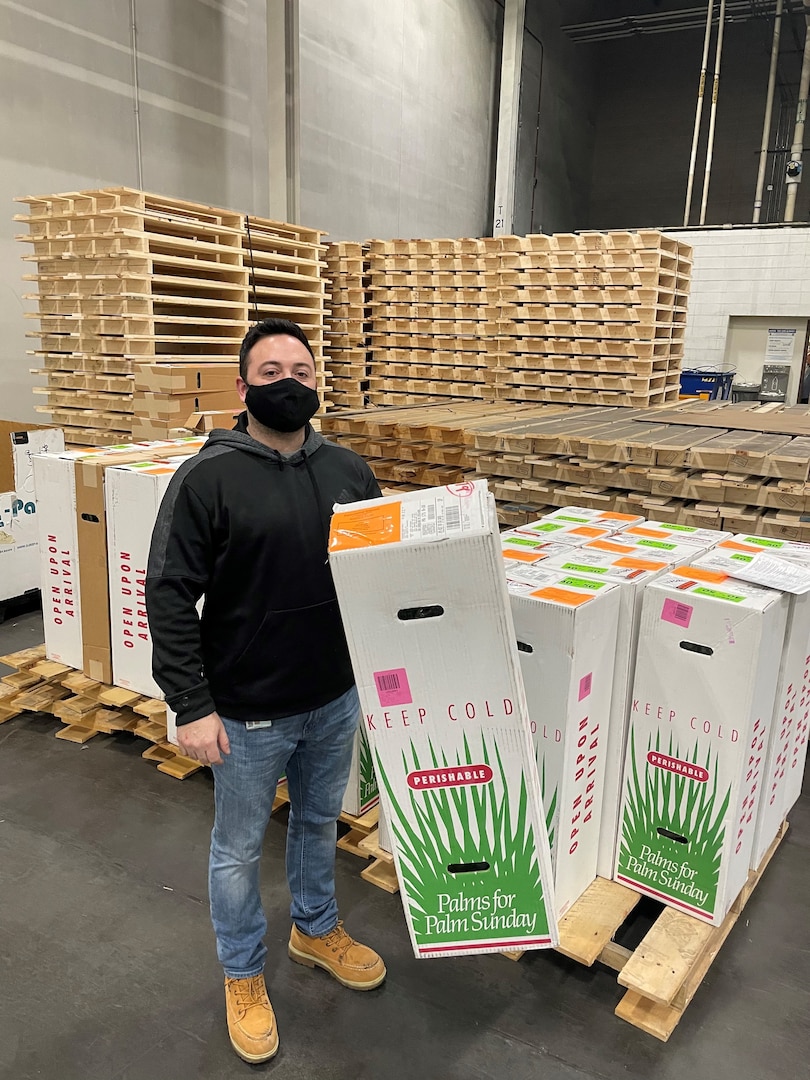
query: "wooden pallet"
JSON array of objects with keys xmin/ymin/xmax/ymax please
[
  {"xmin": 0, "ymin": 645, "xmax": 200, "ymax": 779},
  {"xmin": 358, "ymin": 828, "xmax": 399, "ymax": 893},
  {"xmin": 517, "ymin": 822, "xmax": 787, "ymax": 1041}
]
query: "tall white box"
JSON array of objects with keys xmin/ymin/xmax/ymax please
[
  {"xmin": 696, "ymin": 537, "xmax": 810, "ymax": 857},
  {"xmin": 539, "ymin": 506, "xmax": 645, "ymax": 531},
  {"xmin": 507, "ymin": 572, "xmax": 621, "ymax": 915},
  {"xmin": 33, "ymin": 449, "xmax": 93, "ymax": 667},
  {"xmin": 105, "ymin": 459, "xmax": 188, "ymax": 697},
  {"xmin": 330, "ymin": 481, "xmax": 558, "ymax": 959},
  {"xmin": 514, "ymin": 520, "xmax": 615, "ymax": 547},
  {"xmin": 615, "ymin": 566, "xmax": 788, "ymax": 925},
  {"xmin": 538, "ymin": 546, "xmax": 685, "ymax": 878}
]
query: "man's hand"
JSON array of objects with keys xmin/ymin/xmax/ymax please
[{"xmin": 177, "ymin": 711, "xmax": 231, "ymax": 766}]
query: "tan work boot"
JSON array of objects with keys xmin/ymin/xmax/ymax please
[
  {"xmin": 288, "ymin": 921, "xmax": 386, "ymax": 990},
  {"xmin": 224, "ymin": 974, "xmax": 279, "ymax": 1063}
]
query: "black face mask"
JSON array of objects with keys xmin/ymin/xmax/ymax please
[{"xmin": 245, "ymin": 378, "xmax": 320, "ymax": 433}]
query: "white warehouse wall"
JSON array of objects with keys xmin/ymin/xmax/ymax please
[
  {"xmin": 298, "ymin": 0, "xmax": 501, "ymax": 241},
  {"xmin": 671, "ymin": 227, "xmax": 810, "ymax": 402},
  {"xmin": 0, "ymin": 0, "xmax": 272, "ymax": 424}
]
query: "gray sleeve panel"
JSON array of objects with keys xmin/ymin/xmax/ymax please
[{"xmin": 147, "ymin": 445, "xmax": 234, "ymax": 578}]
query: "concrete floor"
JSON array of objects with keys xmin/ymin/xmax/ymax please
[{"xmin": 0, "ymin": 609, "xmax": 808, "ymax": 1080}]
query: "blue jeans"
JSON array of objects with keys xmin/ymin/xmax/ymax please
[{"xmin": 209, "ymin": 686, "xmax": 360, "ymax": 979}]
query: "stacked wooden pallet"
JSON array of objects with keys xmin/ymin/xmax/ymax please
[
  {"xmin": 489, "ymin": 231, "xmax": 690, "ymax": 408},
  {"xmin": 321, "ymin": 401, "xmax": 810, "ymax": 539},
  {"xmin": 242, "ymin": 214, "xmax": 330, "ymax": 405},
  {"xmin": 366, "ymin": 238, "xmax": 499, "ymax": 406},
  {"xmin": 16, "ymin": 188, "xmax": 328, "ymax": 445},
  {"xmin": 17, "ymin": 188, "xmax": 247, "ymax": 446},
  {"xmin": 323, "ymin": 242, "xmax": 369, "ymax": 409}
]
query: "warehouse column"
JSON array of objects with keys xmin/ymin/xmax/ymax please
[
  {"xmin": 493, "ymin": 0, "xmax": 526, "ymax": 236},
  {"xmin": 267, "ymin": 0, "xmax": 300, "ymax": 222}
]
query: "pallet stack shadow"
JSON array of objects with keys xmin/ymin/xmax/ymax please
[
  {"xmin": 15, "ymin": 187, "xmax": 328, "ymax": 446},
  {"xmin": 366, "ymin": 238, "xmax": 499, "ymax": 406},
  {"xmin": 323, "ymin": 242, "xmax": 370, "ymax": 409},
  {"xmin": 490, "ymin": 231, "xmax": 690, "ymax": 408}
]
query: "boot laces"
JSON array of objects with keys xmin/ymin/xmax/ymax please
[
  {"xmin": 321, "ymin": 921, "xmax": 354, "ymax": 959},
  {"xmin": 230, "ymin": 976, "xmax": 267, "ymax": 1012}
]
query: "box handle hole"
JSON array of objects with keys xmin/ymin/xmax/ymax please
[
  {"xmin": 517, "ymin": 641, "xmax": 534, "ymax": 654},
  {"xmin": 657, "ymin": 827, "xmax": 689, "ymax": 844},
  {"xmin": 679, "ymin": 640, "xmax": 713, "ymax": 656},
  {"xmin": 447, "ymin": 861, "xmax": 490, "ymax": 874},
  {"xmin": 397, "ymin": 605, "xmax": 444, "ymax": 621},
  {"xmin": 80, "ymin": 513, "xmax": 100, "ymax": 523}
]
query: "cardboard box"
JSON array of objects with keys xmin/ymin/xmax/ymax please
[
  {"xmin": 342, "ymin": 720, "xmax": 380, "ymax": 817},
  {"xmin": 614, "ymin": 566, "xmax": 788, "ymax": 925},
  {"xmin": 378, "ymin": 799, "xmax": 393, "ymax": 854},
  {"xmin": 0, "ymin": 492, "xmax": 39, "ymax": 600},
  {"xmin": 586, "ymin": 532, "xmax": 715, "ymax": 563},
  {"xmin": 11, "ymin": 428, "xmax": 64, "ymax": 500},
  {"xmin": 0, "ymin": 420, "xmax": 53, "ymax": 494},
  {"xmin": 539, "ymin": 506, "xmax": 645, "ymax": 531},
  {"xmin": 501, "ymin": 530, "xmax": 572, "ymax": 568},
  {"xmin": 620, "ymin": 522, "xmax": 731, "ymax": 548},
  {"xmin": 536, "ymin": 547, "xmax": 681, "ymax": 878},
  {"xmin": 34, "ymin": 438, "xmax": 205, "ymax": 677},
  {"xmin": 133, "ymin": 363, "xmax": 239, "ymax": 395},
  {"xmin": 76, "ymin": 438, "xmax": 206, "ymax": 683},
  {"xmin": 34, "ymin": 449, "xmax": 100, "ymax": 667},
  {"xmin": 330, "ymin": 481, "xmax": 558, "ymax": 958},
  {"xmin": 696, "ymin": 538, "xmax": 810, "ymax": 853},
  {"xmin": 133, "ymin": 389, "xmax": 243, "ymax": 419},
  {"xmin": 507, "ymin": 572, "xmax": 621, "ymax": 916},
  {"xmin": 105, "ymin": 459, "xmax": 189, "ymax": 697},
  {"xmin": 514, "ymin": 520, "xmax": 616, "ymax": 547}
]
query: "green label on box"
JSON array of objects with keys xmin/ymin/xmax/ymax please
[
  {"xmin": 531, "ymin": 523, "xmax": 564, "ymax": 533},
  {"xmin": 743, "ymin": 536, "xmax": 783, "ymax": 549},
  {"xmin": 636, "ymin": 538, "xmax": 677, "ymax": 550},
  {"xmin": 558, "ymin": 576, "xmax": 605, "ymax": 591},
  {"xmin": 658, "ymin": 523, "xmax": 696, "ymax": 533},
  {"xmin": 731, "ymin": 553, "xmax": 754, "ymax": 562},
  {"xmin": 554, "ymin": 515, "xmax": 589, "ymax": 523},
  {"xmin": 506, "ymin": 537, "xmax": 544, "ymax": 548},
  {"xmin": 693, "ymin": 587, "xmax": 745, "ymax": 602},
  {"xmin": 560, "ymin": 562, "xmax": 608, "ymax": 575}
]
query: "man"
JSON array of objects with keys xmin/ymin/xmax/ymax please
[{"xmin": 146, "ymin": 319, "xmax": 385, "ymax": 1065}]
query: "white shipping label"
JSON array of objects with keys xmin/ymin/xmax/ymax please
[
  {"xmin": 727, "ymin": 553, "xmax": 810, "ymax": 595},
  {"xmin": 399, "ymin": 484, "xmax": 488, "ymax": 542}
]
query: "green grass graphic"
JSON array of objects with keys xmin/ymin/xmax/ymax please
[
  {"xmin": 376, "ymin": 734, "xmax": 550, "ymax": 943},
  {"xmin": 618, "ymin": 728, "xmax": 731, "ymax": 911},
  {"xmin": 358, "ymin": 727, "xmax": 377, "ymax": 807}
]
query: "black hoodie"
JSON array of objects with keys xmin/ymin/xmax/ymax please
[{"xmin": 145, "ymin": 415, "xmax": 381, "ymax": 726}]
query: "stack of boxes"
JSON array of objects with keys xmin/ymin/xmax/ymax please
[{"xmin": 323, "ymin": 242, "xmax": 370, "ymax": 409}]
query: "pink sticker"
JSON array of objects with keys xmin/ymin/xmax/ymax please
[
  {"xmin": 374, "ymin": 668, "xmax": 412, "ymax": 707},
  {"xmin": 578, "ymin": 673, "xmax": 592, "ymax": 701},
  {"xmin": 662, "ymin": 597, "xmax": 693, "ymax": 629}
]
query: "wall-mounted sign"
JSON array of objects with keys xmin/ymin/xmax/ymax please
[{"xmin": 765, "ymin": 328, "xmax": 796, "ymax": 361}]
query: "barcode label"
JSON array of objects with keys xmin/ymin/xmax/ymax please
[
  {"xmin": 374, "ymin": 667, "xmax": 412, "ymax": 707},
  {"xmin": 662, "ymin": 598, "xmax": 693, "ymax": 628},
  {"xmin": 578, "ymin": 673, "xmax": 592, "ymax": 701},
  {"xmin": 445, "ymin": 504, "xmax": 461, "ymax": 530}
]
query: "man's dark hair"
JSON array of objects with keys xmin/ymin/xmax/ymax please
[{"xmin": 239, "ymin": 319, "xmax": 315, "ymax": 380}]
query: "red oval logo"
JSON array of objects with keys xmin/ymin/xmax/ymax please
[
  {"xmin": 407, "ymin": 764, "xmax": 493, "ymax": 790},
  {"xmin": 446, "ymin": 482, "xmax": 475, "ymax": 498},
  {"xmin": 647, "ymin": 751, "xmax": 709, "ymax": 783}
]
